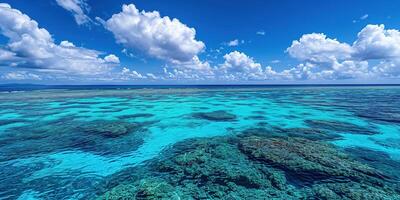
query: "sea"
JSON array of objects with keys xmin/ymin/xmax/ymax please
[{"xmin": 0, "ymin": 85, "xmax": 399, "ymax": 199}]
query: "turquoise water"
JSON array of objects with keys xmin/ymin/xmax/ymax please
[{"xmin": 0, "ymin": 86, "xmax": 400, "ymax": 199}]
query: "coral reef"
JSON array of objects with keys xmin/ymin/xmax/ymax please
[
  {"xmin": 193, "ymin": 110, "xmax": 237, "ymax": 121},
  {"xmin": 346, "ymin": 147, "xmax": 400, "ymax": 182},
  {"xmin": 80, "ymin": 120, "xmax": 143, "ymax": 138},
  {"xmin": 305, "ymin": 119, "xmax": 378, "ymax": 135},
  {"xmin": 372, "ymin": 138, "xmax": 400, "ymax": 149},
  {"xmin": 241, "ymin": 127, "xmax": 342, "ymax": 141},
  {"xmin": 0, "ymin": 119, "xmax": 150, "ymax": 161},
  {"xmin": 239, "ymin": 136, "xmax": 387, "ymax": 186},
  {"xmin": 117, "ymin": 113, "xmax": 154, "ymax": 120},
  {"xmin": 100, "ymin": 179, "xmax": 179, "ymax": 200},
  {"xmin": 97, "ymin": 132, "xmax": 400, "ymax": 199}
]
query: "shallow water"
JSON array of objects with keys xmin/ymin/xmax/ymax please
[{"xmin": 0, "ymin": 86, "xmax": 400, "ymax": 199}]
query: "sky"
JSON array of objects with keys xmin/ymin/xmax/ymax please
[{"xmin": 0, "ymin": 0, "xmax": 400, "ymax": 84}]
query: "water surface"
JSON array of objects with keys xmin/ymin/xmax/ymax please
[{"xmin": 1, "ymin": 86, "xmax": 400, "ymax": 199}]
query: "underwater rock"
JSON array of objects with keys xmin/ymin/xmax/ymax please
[
  {"xmin": 305, "ymin": 119, "xmax": 378, "ymax": 135},
  {"xmin": 98, "ymin": 137, "xmax": 300, "ymax": 199},
  {"xmin": 80, "ymin": 120, "xmax": 142, "ymax": 138},
  {"xmin": 279, "ymin": 127, "xmax": 342, "ymax": 141},
  {"xmin": 117, "ymin": 113, "xmax": 154, "ymax": 120},
  {"xmin": 345, "ymin": 147, "xmax": 400, "ymax": 182},
  {"xmin": 239, "ymin": 136, "xmax": 387, "ymax": 186},
  {"xmin": 97, "ymin": 133, "xmax": 400, "ymax": 199},
  {"xmin": 0, "ymin": 119, "xmax": 150, "ymax": 161},
  {"xmin": 99, "ymin": 178, "xmax": 179, "ymax": 200},
  {"xmin": 193, "ymin": 110, "xmax": 237, "ymax": 121},
  {"xmin": 156, "ymin": 139, "xmax": 266, "ymax": 189},
  {"xmin": 240, "ymin": 127, "xmax": 341, "ymax": 141},
  {"xmin": 355, "ymin": 108, "xmax": 400, "ymax": 124},
  {"xmin": 0, "ymin": 119, "xmax": 28, "ymax": 126},
  {"xmin": 245, "ymin": 115, "xmax": 268, "ymax": 120},
  {"xmin": 372, "ymin": 138, "xmax": 400, "ymax": 149},
  {"xmin": 306, "ymin": 182, "xmax": 400, "ymax": 200}
]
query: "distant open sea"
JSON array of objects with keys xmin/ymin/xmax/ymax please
[{"xmin": 1, "ymin": 85, "xmax": 400, "ymax": 199}]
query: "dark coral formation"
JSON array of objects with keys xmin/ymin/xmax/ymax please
[
  {"xmin": 239, "ymin": 136, "xmax": 388, "ymax": 186},
  {"xmin": 0, "ymin": 119, "xmax": 150, "ymax": 161},
  {"xmin": 346, "ymin": 147, "xmax": 400, "ymax": 182},
  {"xmin": 80, "ymin": 120, "xmax": 144, "ymax": 138},
  {"xmin": 372, "ymin": 138, "xmax": 400, "ymax": 149},
  {"xmin": 96, "ymin": 132, "xmax": 400, "ymax": 199},
  {"xmin": 0, "ymin": 119, "xmax": 28, "ymax": 126},
  {"xmin": 241, "ymin": 127, "xmax": 342, "ymax": 141},
  {"xmin": 283, "ymin": 128, "xmax": 342, "ymax": 141},
  {"xmin": 193, "ymin": 110, "xmax": 237, "ymax": 122},
  {"xmin": 117, "ymin": 113, "xmax": 154, "ymax": 120},
  {"xmin": 305, "ymin": 119, "xmax": 378, "ymax": 135}
]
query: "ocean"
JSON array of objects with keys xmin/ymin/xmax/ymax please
[{"xmin": 0, "ymin": 85, "xmax": 399, "ymax": 199}]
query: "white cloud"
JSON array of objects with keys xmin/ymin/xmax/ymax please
[
  {"xmin": 104, "ymin": 54, "xmax": 120, "ymax": 63},
  {"xmin": 227, "ymin": 39, "xmax": 239, "ymax": 47},
  {"xmin": 220, "ymin": 51, "xmax": 262, "ymax": 73},
  {"xmin": 0, "ymin": 3, "xmax": 117, "ymax": 75},
  {"xmin": 163, "ymin": 67, "xmax": 209, "ymax": 80},
  {"xmin": 331, "ymin": 60, "xmax": 370, "ymax": 79},
  {"xmin": 287, "ymin": 33, "xmax": 353, "ymax": 64},
  {"xmin": 174, "ymin": 56, "xmax": 213, "ymax": 73},
  {"xmin": 353, "ymin": 14, "xmax": 369, "ymax": 23},
  {"xmin": 1, "ymin": 5, "xmax": 399, "ymax": 84},
  {"xmin": 60, "ymin": 40, "xmax": 75, "ymax": 47},
  {"xmin": 1, "ymin": 71, "xmax": 42, "ymax": 80},
  {"xmin": 286, "ymin": 24, "xmax": 400, "ymax": 79},
  {"xmin": 256, "ymin": 31, "xmax": 266, "ymax": 36},
  {"xmin": 353, "ymin": 24, "xmax": 400, "ymax": 60},
  {"xmin": 215, "ymin": 51, "xmax": 283, "ymax": 81},
  {"xmin": 360, "ymin": 14, "xmax": 369, "ymax": 20},
  {"xmin": 163, "ymin": 56, "xmax": 214, "ymax": 80},
  {"xmin": 104, "ymin": 4, "xmax": 205, "ymax": 63},
  {"xmin": 372, "ymin": 59, "xmax": 400, "ymax": 78},
  {"xmin": 146, "ymin": 73, "xmax": 158, "ymax": 80},
  {"xmin": 120, "ymin": 67, "xmax": 145, "ymax": 79},
  {"xmin": 0, "ymin": 49, "xmax": 16, "ymax": 60},
  {"xmin": 55, "ymin": 0, "xmax": 91, "ymax": 25}
]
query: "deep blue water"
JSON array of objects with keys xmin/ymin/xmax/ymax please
[{"xmin": 0, "ymin": 85, "xmax": 400, "ymax": 199}]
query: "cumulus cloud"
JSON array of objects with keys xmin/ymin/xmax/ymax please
[
  {"xmin": 353, "ymin": 24, "xmax": 400, "ymax": 60},
  {"xmin": 287, "ymin": 33, "xmax": 353, "ymax": 64},
  {"xmin": 55, "ymin": 0, "xmax": 91, "ymax": 25},
  {"xmin": 60, "ymin": 40, "xmax": 75, "ymax": 47},
  {"xmin": 2, "ymin": 4, "xmax": 399, "ymax": 83},
  {"xmin": 372, "ymin": 59, "xmax": 400, "ymax": 78},
  {"xmin": 220, "ymin": 51, "xmax": 262, "ymax": 74},
  {"xmin": 119, "ymin": 67, "xmax": 145, "ymax": 79},
  {"xmin": 167, "ymin": 24, "xmax": 400, "ymax": 82},
  {"xmin": 163, "ymin": 56, "xmax": 215, "ymax": 80},
  {"xmin": 225, "ymin": 39, "xmax": 245, "ymax": 47},
  {"xmin": 214, "ymin": 51, "xmax": 283, "ymax": 81},
  {"xmin": 0, "ymin": 3, "xmax": 117, "ymax": 75},
  {"xmin": 104, "ymin": 54, "xmax": 120, "ymax": 63},
  {"xmin": 104, "ymin": 4, "xmax": 205, "ymax": 63},
  {"xmin": 286, "ymin": 24, "xmax": 400, "ymax": 79}
]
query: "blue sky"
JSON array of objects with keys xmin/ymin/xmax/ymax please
[{"xmin": 1, "ymin": 0, "xmax": 400, "ymax": 84}]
